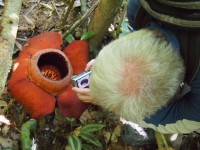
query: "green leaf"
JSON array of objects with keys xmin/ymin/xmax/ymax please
[
  {"xmin": 79, "ymin": 132, "xmax": 102, "ymax": 148},
  {"xmin": 80, "ymin": 123, "xmax": 104, "ymax": 134},
  {"xmin": 65, "ymin": 34, "xmax": 75, "ymax": 43},
  {"xmin": 80, "ymin": 31, "xmax": 95, "ymax": 40},
  {"xmin": 67, "ymin": 135, "xmax": 82, "ymax": 150},
  {"xmin": 66, "ymin": 117, "xmax": 76, "ymax": 124},
  {"xmin": 92, "ymin": 139, "xmax": 102, "ymax": 148},
  {"xmin": 82, "ymin": 144, "xmax": 93, "ymax": 150}
]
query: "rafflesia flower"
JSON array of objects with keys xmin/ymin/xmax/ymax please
[{"xmin": 8, "ymin": 32, "xmax": 89, "ymax": 119}]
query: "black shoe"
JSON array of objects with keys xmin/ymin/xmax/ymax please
[{"xmin": 121, "ymin": 124, "xmax": 156, "ymax": 146}]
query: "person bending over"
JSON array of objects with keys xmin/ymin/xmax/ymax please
[{"xmin": 73, "ymin": 27, "xmax": 200, "ymax": 134}]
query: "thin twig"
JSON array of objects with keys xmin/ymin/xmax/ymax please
[
  {"xmin": 16, "ymin": 37, "xmax": 28, "ymax": 42},
  {"xmin": 15, "ymin": 40, "xmax": 23, "ymax": 51},
  {"xmin": 80, "ymin": 0, "xmax": 87, "ymax": 31},
  {"xmin": 116, "ymin": 0, "xmax": 128, "ymax": 38},
  {"xmin": 62, "ymin": 0, "xmax": 99, "ymax": 38},
  {"xmin": 26, "ymin": 0, "xmax": 41, "ymax": 15},
  {"xmin": 52, "ymin": 1, "xmax": 61, "ymax": 19},
  {"xmin": 62, "ymin": 0, "xmax": 76, "ymax": 26}
]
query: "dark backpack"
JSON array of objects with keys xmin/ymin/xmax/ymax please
[{"xmin": 134, "ymin": 0, "xmax": 200, "ymax": 85}]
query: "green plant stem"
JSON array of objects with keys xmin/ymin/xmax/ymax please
[
  {"xmin": 116, "ymin": 0, "xmax": 128, "ymax": 38},
  {"xmin": 80, "ymin": 0, "xmax": 87, "ymax": 15},
  {"xmin": 155, "ymin": 132, "xmax": 164, "ymax": 150},
  {"xmin": 161, "ymin": 133, "xmax": 170, "ymax": 150},
  {"xmin": 62, "ymin": 0, "xmax": 99, "ymax": 38},
  {"xmin": 80, "ymin": 0, "xmax": 88, "ymax": 32},
  {"xmin": 155, "ymin": 132, "xmax": 170, "ymax": 150},
  {"xmin": 21, "ymin": 119, "xmax": 37, "ymax": 150}
]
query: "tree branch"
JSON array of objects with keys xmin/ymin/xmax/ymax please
[
  {"xmin": 0, "ymin": 0, "xmax": 22, "ymax": 96},
  {"xmin": 88, "ymin": 0, "xmax": 123, "ymax": 49}
]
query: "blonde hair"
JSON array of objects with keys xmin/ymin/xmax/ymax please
[{"xmin": 89, "ymin": 29, "xmax": 185, "ymax": 122}]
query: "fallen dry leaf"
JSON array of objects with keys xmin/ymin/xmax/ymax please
[
  {"xmin": 0, "ymin": 137, "xmax": 14, "ymax": 148},
  {"xmin": 0, "ymin": 100, "xmax": 8, "ymax": 114}
]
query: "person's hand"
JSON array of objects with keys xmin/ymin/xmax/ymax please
[
  {"xmin": 85, "ymin": 59, "xmax": 95, "ymax": 71},
  {"xmin": 72, "ymin": 59, "xmax": 96, "ymax": 104},
  {"xmin": 72, "ymin": 87, "xmax": 97, "ymax": 105}
]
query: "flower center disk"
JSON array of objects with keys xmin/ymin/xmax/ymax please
[{"xmin": 40, "ymin": 65, "xmax": 61, "ymax": 81}]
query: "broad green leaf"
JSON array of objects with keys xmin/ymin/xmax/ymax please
[
  {"xmin": 67, "ymin": 135, "xmax": 82, "ymax": 150},
  {"xmin": 80, "ymin": 123, "xmax": 104, "ymax": 134},
  {"xmin": 65, "ymin": 34, "xmax": 75, "ymax": 43},
  {"xmin": 80, "ymin": 31, "xmax": 95, "ymax": 40},
  {"xmin": 79, "ymin": 132, "xmax": 102, "ymax": 148}
]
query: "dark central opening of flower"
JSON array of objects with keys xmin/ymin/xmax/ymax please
[{"xmin": 38, "ymin": 51, "xmax": 68, "ymax": 81}]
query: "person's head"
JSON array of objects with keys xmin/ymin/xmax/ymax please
[{"xmin": 89, "ymin": 29, "xmax": 185, "ymax": 122}]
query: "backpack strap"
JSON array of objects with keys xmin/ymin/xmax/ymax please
[
  {"xmin": 138, "ymin": 0, "xmax": 200, "ymax": 29},
  {"xmin": 134, "ymin": 0, "xmax": 200, "ymax": 85},
  {"xmin": 156, "ymin": 0, "xmax": 200, "ymax": 9}
]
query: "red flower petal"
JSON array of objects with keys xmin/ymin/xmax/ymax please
[
  {"xmin": 8, "ymin": 50, "xmax": 30, "ymax": 88},
  {"xmin": 63, "ymin": 40, "xmax": 89, "ymax": 74},
  {"xmin": 9, "ymin": 78, "xmax": 55, "ymax": 119},
  {"xmin": 23, "ymin": 32, "xmax": 62, "ymax": 56},
  {"xmin": 57, "ymin": 85, "xmax": 88, "ymax": 119},
  {"xmin": 57, "ymin": 40, "xmax": 90, "ymax": 118}
]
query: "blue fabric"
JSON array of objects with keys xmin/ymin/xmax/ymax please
[
  {"xmin": 144, "ymin": 70, "xmax": 200, "ymax": 126},
  {"xmin": 128, "ymin": 0, "xmax": 200, "ymax": 128},
  {"xmin": 148, "ymin": 22, "xmax": 180, "ymax": 50},
  {"xmin": 127, "ymin": 0, "xmax": 140, "ymax": 29}
]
